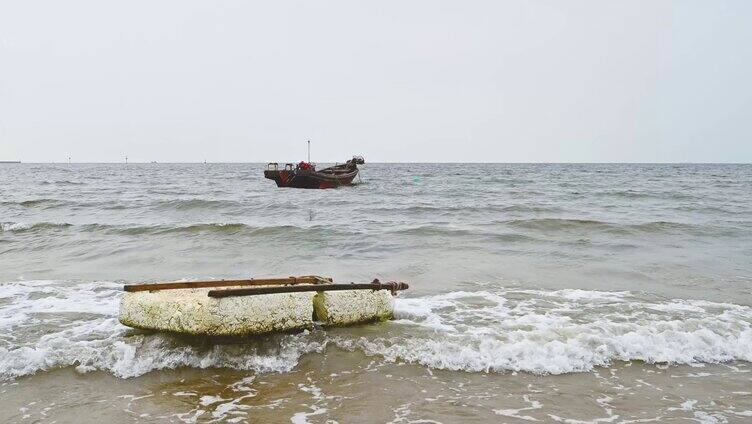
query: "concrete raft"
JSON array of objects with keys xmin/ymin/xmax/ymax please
[
  {"xmin": 119, "ymin": 287, "xmax": 315, "ymax": 336},
  {"xmin": 313, "ymin": 290, "xmax": 394, "ymax": 326},
  {"xmin": 118, "ymin": 279, "xmax": 404, "ymax": 336}
]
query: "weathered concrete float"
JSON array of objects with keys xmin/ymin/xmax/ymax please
[{"xmin": 119, "ymin": 276, "xmax": 409, "ymax": 336}]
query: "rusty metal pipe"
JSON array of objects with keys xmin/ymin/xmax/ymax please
[
  {"xmin": 123, "ymin": 276, "xmax": 332, "ymax": 292},
  {"xmin": 207, "ymin": 281, "xmax": 409, "ymax": 298}
]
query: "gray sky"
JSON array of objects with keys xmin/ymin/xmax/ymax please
[{"xmin": 1, "ymin": 0, "xmax": 751, "ymax": 163}]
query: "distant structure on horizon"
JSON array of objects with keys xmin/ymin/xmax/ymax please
[{"xmin": 0, "ymin": 161, "xmax": 21, "ymax": 164}]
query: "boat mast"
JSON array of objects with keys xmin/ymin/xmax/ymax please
[{"xmin": 307, "ymin": 140, "xmax": 310, "ymax": 163}]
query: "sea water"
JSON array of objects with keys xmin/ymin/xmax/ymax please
[{"xmin": 1, "ymin": 163, "xmax": 751, "ymax": 422}]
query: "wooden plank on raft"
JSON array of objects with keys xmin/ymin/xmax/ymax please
[
  {"xmin": 123, "ymin": 276, "xmax": 332, "ymax": 292},
  {"xmin": 207, "ymin": 281, "xmax": 410, "ymax": 298}
]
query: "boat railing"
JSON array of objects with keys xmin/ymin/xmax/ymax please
[
  {"xmin": 267, "ymin": 163, "xmax": 278, "ymax": 170},
  {"xmin": 284, "ymin": 163, "xmax": 295, "ymax": 171}
]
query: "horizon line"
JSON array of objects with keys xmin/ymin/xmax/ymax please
[{"xmin": 3, "ymin": 161, "xmax": 751, "ymax": 165}]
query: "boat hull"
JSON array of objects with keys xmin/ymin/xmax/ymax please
[{"xmin": 264, "ymin": 169, "xmax": 358, "ymax": 189}]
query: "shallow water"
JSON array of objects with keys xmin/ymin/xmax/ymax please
[{"xmin": 1, "ymin": 163, "xmax": 751, "ymax": 422}]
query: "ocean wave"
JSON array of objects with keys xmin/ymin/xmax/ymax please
[
  {"xmin": 361, "ymin": 204, "xmax": 562, "ymax": 215},
  {"xmin": 39, "ymin": 180, "xmax": 85, "ymax": 186},
  {"xmin": 1, "ymin": 281, "xmax": 750, "ymax": 380},
  {"xmin": 0, "ymin": 222, "xmax": 72, "ymax": 232},
  {"xmin": 17, "ymin": 217, "xmax": 709, "ymax": 241},
  {"xmin": 154, "ymin": 199, "xmax": 241, "ymax": 211},
  {"xmin": 628, "ymin": 221, "xmax": 708, "ymax": 233},
  {"xmin": 0, "ymin": 198, "xmax": 71, "ymax": 208},
  {"xmin": 95, "ymin": 222, "xmax": 252, "ymax": 236},
  {"xmin": 0, "ymin": 221, "xmax": 337, "ymax": 238},
  {"xmin": 0, "ymin": 280, "xmax": 325, "ymax": 380},
  {"xmin": 0, "ymin": 323, "xmax": 325, "ymax": 380},
  {"xmin": 506, "ymin": 218, "xmax": 619, "ymax": 232},
  {"xmin": 389, "ymin": 225, "xmax": 475, "ymax": 237},
  {"xmin": 115, "ymin": 223, "xmax": 337, "ymax": 238},
  {"xmin": 505, "ymin": 218, "xmax": 712, "ymax": 235},
  {"xmin": 387, "ymin": 225, "xmax": 539, "ymax": 243},
  {"xmin": 349, "ymin": 290, "xmax": 752, "ymax": 374},
  {"xmin": 1, "ymin": 199, "xmax": 127, "ymax": 211},
  {"xmin": 597, "ymin": 189, "xmax": 696, "ymax": 200}
]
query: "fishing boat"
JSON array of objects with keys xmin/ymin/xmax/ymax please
[
  {"xmin": 118, "ymin": 276, "xmax": 409, "ymax": 336},
  {"xmin": 264, "ymin": 156, "xmax": 365, "ymax": 189},
  {"xmin": 264, "ymin": 140, "xmax": 364, "ymax": 189}
]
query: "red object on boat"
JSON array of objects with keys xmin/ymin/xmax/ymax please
[{"xmin": 264, "ymin": 156, "xmax": 365, "ymax": 189}]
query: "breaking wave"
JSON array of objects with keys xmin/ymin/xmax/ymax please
[
  {"xmin": 0, "ymin": 281, "xmax": 750, "ymax": 380},
  {"xmin": 0, "ymin": 326, "xmax": 325, "ymax": 380},
  {"xmin": 0, "ymin": 222, "xmax": 72, "ymax": 232},
  {"xmin": 366, "ymin": 290, "xmax": 752, "ymax": 374},
  {"xmin": 0, "ymin": 280, "xmax": 325, "ymax": 380}
]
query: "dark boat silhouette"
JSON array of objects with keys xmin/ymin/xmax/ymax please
[{"xmin": 264, "ymin": 156, "xmax": 364, "ymax": 189}]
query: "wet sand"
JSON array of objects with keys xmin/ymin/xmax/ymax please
[{"xmin": 4, "ymin": 349, "xmax": 752, "ymax": 423}]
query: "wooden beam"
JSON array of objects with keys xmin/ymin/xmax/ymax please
[
  {"xmin": 123, "ymin": 276, "xmax": 332, "ymax": 292},
  {"xmin": 208, "ymin": 281, "xmax": 409, "ymax": 298}
]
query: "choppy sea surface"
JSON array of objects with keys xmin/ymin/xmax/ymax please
[{"xmin": 1, "ymin": 163, "xmax": 751, "ymax": 423}]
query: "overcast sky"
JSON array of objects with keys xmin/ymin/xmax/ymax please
[{"xmin": 1, "ymin": 1, "xmax": 750, "ymax": 163}]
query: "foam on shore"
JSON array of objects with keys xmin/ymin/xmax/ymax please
[{"xmin": 1, "ymin": 280, "xmax": 751, "ymax": 380}]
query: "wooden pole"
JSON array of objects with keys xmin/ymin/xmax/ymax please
[
  {"xmin": 123, "ymin": 276, "xmax": 332, "ymax": 292},
  {"xmin": 208, "ymin": 281, "xmax": 409, "ymax": 298}
]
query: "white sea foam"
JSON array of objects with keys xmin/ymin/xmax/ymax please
[
  {"xmin": 339, "ymin": 289, "xmax": 752, "ymax": 374},
  {"xmin": 0, "ymin": 222, "xmax": 30, "ymax": 231},
  {"xmin": 0, "ymin": 280, "xmax": 118, "ymax": 328},
  {"xmin": 539, "ymin": 288, "xmax": 630, "ymax": 302},
  {"xmin": 1, "ymin": 281, "xmax": 751, "ymax": 379},
  {"xmin": 493, "ymin": 394, "xmax": 543, "ymax": 421},
  {"xmin": 0, "ymin": 280, "xmax": 325, "ymax": 380},
  {"xmin": 290, "ymin": 406, "xmax": 328, "ymax": 424}
]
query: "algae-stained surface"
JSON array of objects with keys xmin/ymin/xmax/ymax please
[
  {"xmin": 119, "ymin": 286, "xmax": 397, "ymax": 335},
  {"xmin": 313, "ymin": 290, "xmax": 394, "ymax": 326},
  {"xmin": 119, "ymin": 287, "xmax": 315, "ymax": 336}
]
